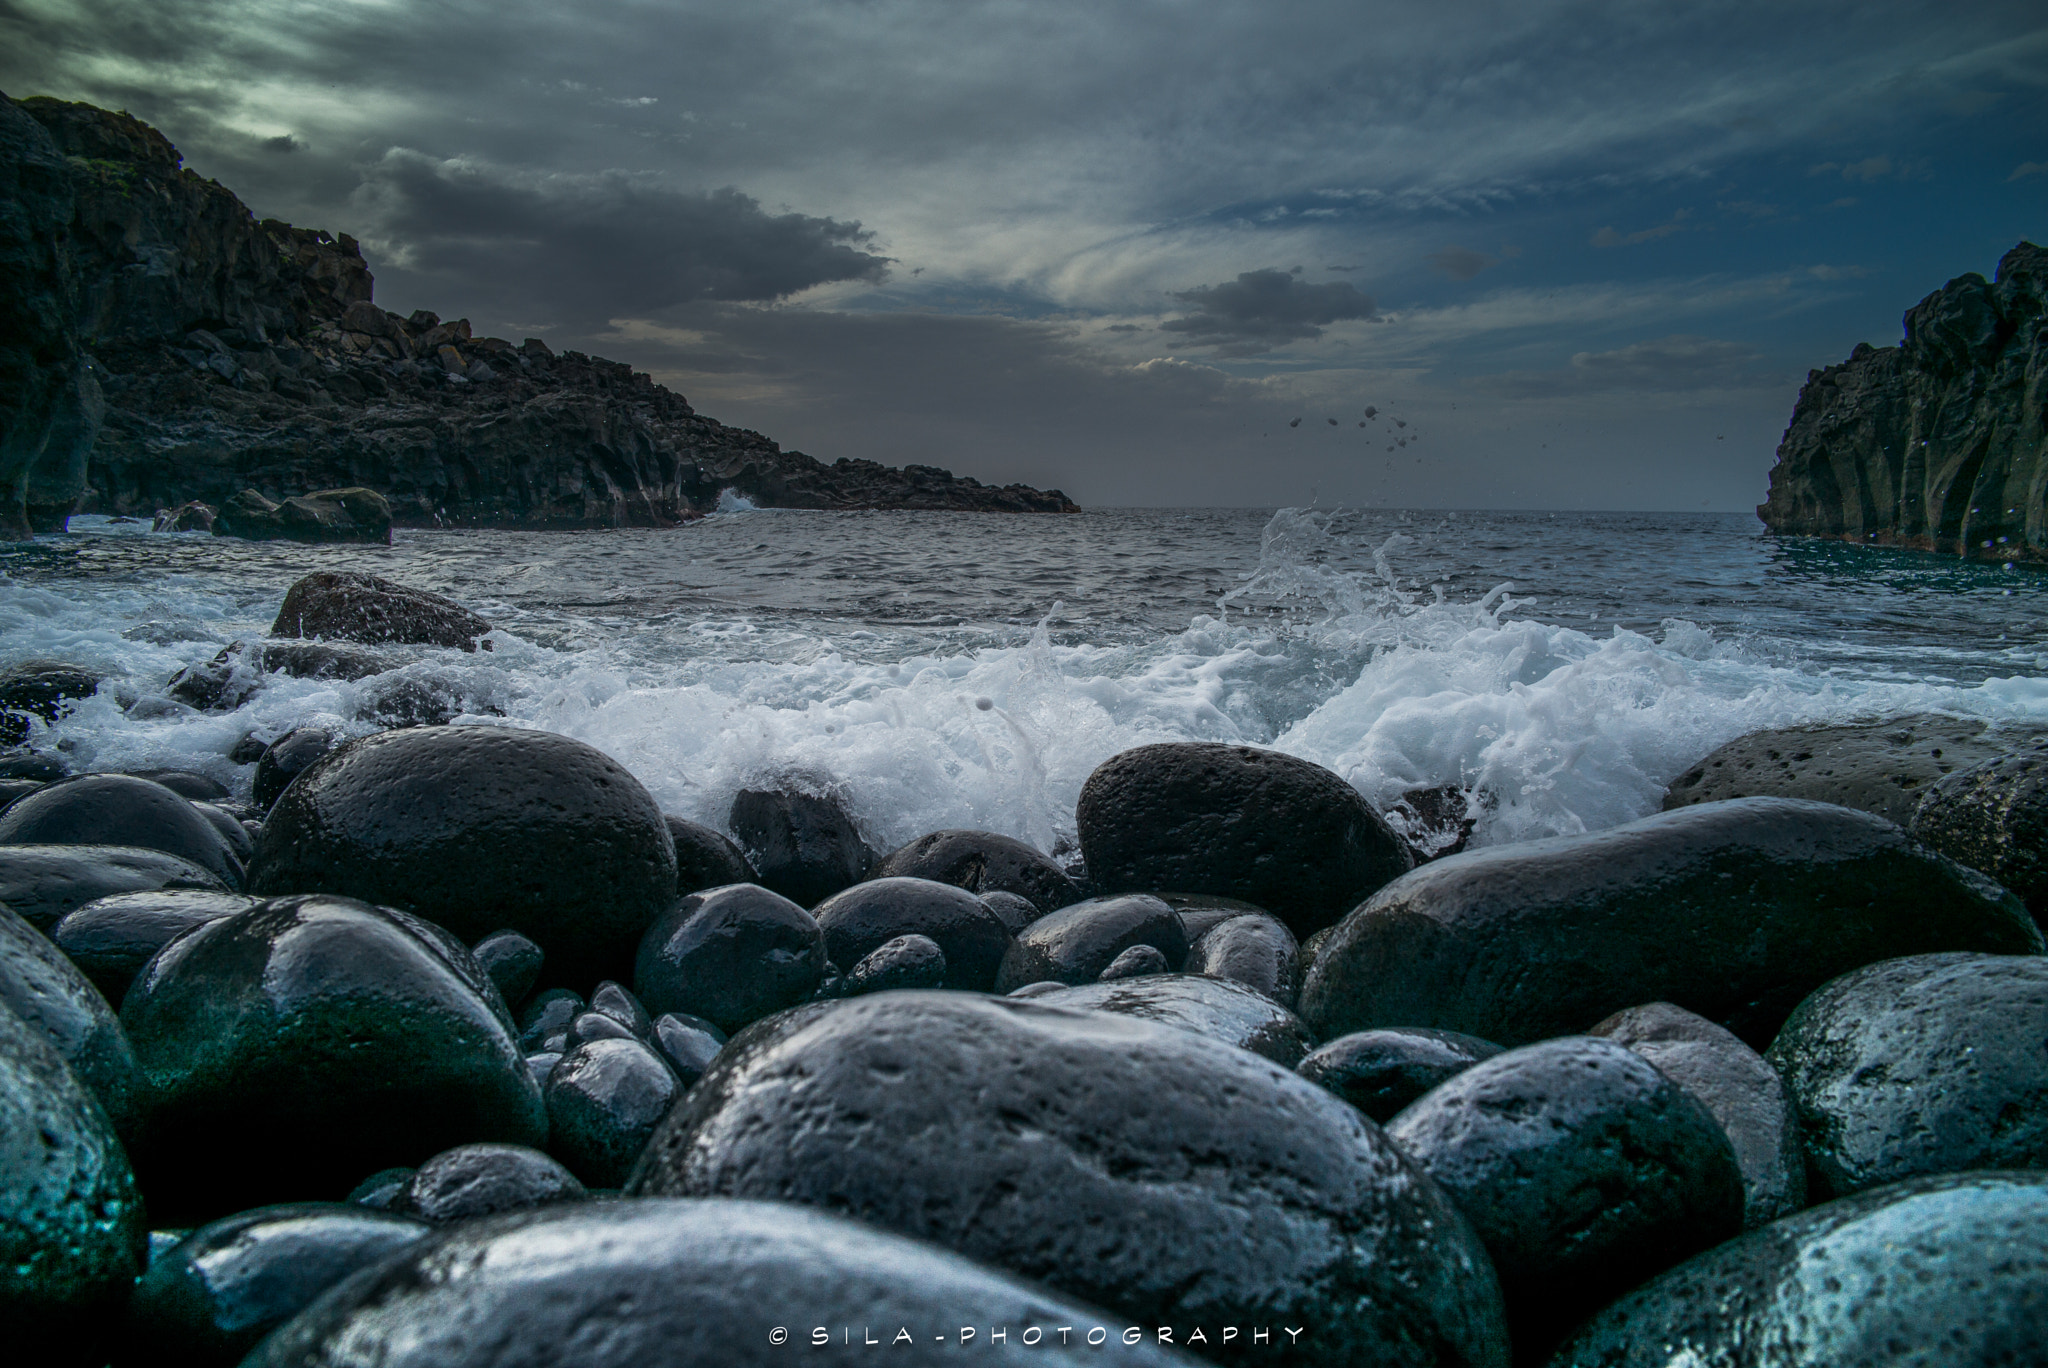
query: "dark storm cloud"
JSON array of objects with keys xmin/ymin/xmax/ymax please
[
  {"xmin": 1474, "ymin": 336, "xmax": 1773, "ymax": 399},
  {"xmin": 355, "ymin": 150, "xmax": 888, "ymax": 327},
  {"xmin": 1160, "ymin": 269, "xmax": 1376, "ymax": 352},
  {"xmin": 1427, "ymin": 247, "xmax": 1500, "ymax": 281}
]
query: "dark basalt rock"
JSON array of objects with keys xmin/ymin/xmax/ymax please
[
  {"xmin": 0, "ymin": 998, "xmax": 146, "ymax": 1366},
  {"xmin": 1098, "ymin": 942, "xmax": 1168, "ymax": 980},
  {"xmin": 544, "ymin": 1037, "xmax": 680, "ymax": 1188},
  {"xmin": 121, "ymin": 893, "xmax": 546, "ymax": 1223},
  {"xmin": 1591, "ymin": 1001, "xmax": 1806, "ymax": 1226},
  {"xmin": 251, "ymin": 726, "xmax": 336, "ymax": 810},
  {"xmin": 271, "ymin": 571, "xmax": 490, "ymax": 650},
  {"xmin": 978, "ymin": 890, "xmax": 1042, "ymax": 935},
  {"xmin": 0, "ymin": 751, "xmax": 69, "ymax": 781},
  {"xmin": 1157, "ymin": 891, "xmax": 1273, "ymax": 944},
  {"xmin": 0, "ymin": 902, "xmax": 145, "ymax": 1142},
  {"xmin": 588, "ymin": 979, "xmax": 654, "ymax": 1038},
  {"xmin": 0, "ymin": 772, "xmax": 243, "ymax": 886},
  {"xmin": 1385, "ymin": 1036, "xmax": 1744, "ymax": 1358},
  {"xmin": 1297, "ymin": 1028, "xmax": 1504, "ymax": 1123},
  {"xmin": 1765, "ymin": 951, "xmax": 2048, "ymax": 1199},
  {"xmin": 0, "ymin": 776, "xmax": 45, "ymax": 810},
  {"xmin": 126, "ymin": 768, "xmax": 230, "ymax": 801},
  {"xmin": 345, "ymin": 1167, "xmax": 415, "ymax": 1212},
  {"xmin": 993, "ymin": 892, "xmax": 1188, "ymax": 993},
  {"xmin": 1184, "ymin": 910, "xmax": 1301, "ymax": 1009},
  {"xmin": 566, "ymin": 1010, "xmax": 638, "ymax": 1048},
  {"xmin": 1551, "ymin": 1171, "xmax": 2048, "ymax": 1367},
  {"xmin": 1302, "ymin": 797, "xmax": 2042, "ymax": 1050},
  {"xmin": 0, "ymin": 844, "xmax": 230, "ymax": 932},
  {"xmin": 663, "ymin": 813, "xmax": 754, "ymax": 894},
  {"xmin": 633, "ymin": 883, "xmax": 825, "ymax": 1034},
  {"xmin": 124, "ymin": 1203, "xmax": 428, "ymax": 1367},
  {"xmin": 470, "ymin": 929, "xmax": 543, "ymax": 1010},
  {"xmin": 1912, "ymin": 740, "xmax": 2048, "ymax": 926},
  {"xmin": 192, "ymin": 800, "xmax": 255, "ymax": 864},
  {"xmin": 516, "ymin": 988, "xmax": 582, "ymax": 1053},
  {"xmin": 1026, "ymin": 973, "xmax": 1314, "ymax": 1067},
  {"xmin": 728, "ymin": 785, "xmax": 873, "ymax": 907},
  {"xmin": 247, "ymin": 725, "xmax": 678, "ymax": 987},
  {"xmin": 630, "ymin": 993, "xmax": 1507, "ymax": 1366},
  {"xmin": 167, "ymin": 642, "xmax": 395, "ymax": 713},
  {"xmin": 247, "ymin": 1200, "xmax": 1191, "ymax": 1368},
  {"xmin": 215, "ymin": 486, "xmax": 392, "ymax": 545},
  {"xmin": 871, "ymin": 828, "xmax": 1081, "ymax": 914},
  {"xmin": 395, "ymin": 1142, "xmax": 584, "ymax": 1223},
  {"xmin": 810, "ymin": 876, "xmax": 1011, "ymax": 992},
  {"xmin": 1077, "ymin": 742, "xmax": 1411, "ymax": 938},
  {"xmin": 651, "ymin": 1014, "xmax": 723, "ymax": 1086},
  {"xmin": 49, "ymin": 888, "xmax": 255, "ymax": 1004},
  {"xmin": 844, "ymin": 932, "xmax": 948, "ymax": 994},
  {"xmin": 0, "ymin": 661, "xmax": 101, "ymax": 745}
]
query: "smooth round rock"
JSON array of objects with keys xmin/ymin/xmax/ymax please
[
  {"xmin": 978, "ymin": 890, "xmax": 1041, "ymax": 935},
  {"xmin": 1026, "ymin": 973, "xmax": 1315, "ymax": 1066},
  {"xmin": 122, "ymin": 893, "xmax": 547, "ymax": 1223},
  {"xmin": 1912, "ymin": 744, "xmax": 2048, "ymax": 926},
  {"xmin": 664, "ymin": 813, "xmax": 754, "ymax": 894},
  {"xmin": 0, "ymin": 901, "xmax": 144, "ymax": 1142},
  {"xmin": 191, "ymin": 801, "xmax": 256, "ymax": 863},
  {"xmin": 247, "ymin": 726, "xmax": 678, "ymax": 986},
  {"xmin": 1386, "ymin": 1036, "xmax": 1744, "ymax": 1355},
  {"xmin": 633, "ymin": 883, "xmax": 825, "ymax": 1034},
  {"xmin": 1098, "ymin": 942, "xmax": 1168, "ymax": 980},
  {"xmin": 1765, "ymin": 951, "xmax": 2048, "ymax": 1199},
  {"xmin": 1591, "ymin": 1001, "xmax": 1806, "ymax": 1226},
  {"xmin": 651, "ymin": 1014, "xmax": 722, "ymax": 1085},
  {"xmin": 1303, "ymin": 796, "xmax": 2043, "ymax": 1050},
  {"xmin": 1551, "ymin": 1172, "xmax": 2048, "ymax": 1368},
  {"xmin": 811, "ymin": 876, "xmax": 1011, "ymax": 992},
  {"xmin": 872, "ymin": 828, "xmax": 1081, "ymax": 914},
  {"xmin": 270, "ymin": 571, "xmax": 493, "ymax": 650},
  {"xmin": 0, "ymin": 844, "xmax": 231, "ymax": 932},
  {"xmin": 1077, "ymin": 742, "xmax": 1412, "ymax": 937},
  {"xmin": 589, "ymin": 979, "xmax": 653, "ymax": 1034},
  {"xmin": 0, "ymin": 661, "xmax": 100, "ymax": 745},
  {"xmin": 471, "ymin": 929, "xmax": 543, "ymax": 1009},
  {"xmin": 247, "ymin": 1199, "xmax": 1201, "ymax": 1367},
  {"xmin": 0, "ymin": 1000, "xmax": 146, "ymax": 1365},
  {"xmin": 1297, "ymin": 1028, "xmax": 1503, "ymax": 1123},
  {"xmin": 1156, "ymin": 891, "xmax": 1273, "ymax": 943},
  {"xmin": 566, "ymin": 1010, "xmax": 638, "ymax": 1048},
  {"xmin": 517, "ymin": 988, "xmax": 583, "ymax": 1052},
  {"xmin": 993, "ymin": 893, "xmax": 1188, "ymax": 992},
  {"xmin": 631, "ymin": 992, "xmax": 1509, "ymax": 1366},
  {"xmin": 396, "ymin": 1143, "xmax": 584, "ymax": 1223},
  {"xmin": 130, "ymin": 769, "xmax": 232, "ymax": 801},
  {"xmin": 252, "ymin": 727, "xmax": 336, "ymax": 811},
  {"xmin": 0, "ymin": 773, "xmax": 243, "ymax": 887},
  {"xmin": 1185, "ymin": 910, "xmax": 1301, "ymax": 1008},
  {"xmin": 728, "ymin": 786, "xmax": 872, "ymax": 907},
  {"xmin": 125, "ymin": 1202, "xmax": 429, "ymax": 1367},
  {"xmin": 545, "ymin": 1037, "xmax": 681, "ymax": 1188},
  {"xmin": 345, "ymin": 1167, "xmax": 415, "ymax": 1211},
  {"xmin": 844, "ymin": 933, "xmax": 947, "ymax": 994}
]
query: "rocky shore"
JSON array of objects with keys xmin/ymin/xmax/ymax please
[
  {"xmin": 4, "ymin": 574, "xmax": 2048, "ymax": 1364},
  {"xmin": 1757, "ymin": 240, "xmax": 2047, "ymax": 563},
  {"xmin": 0, "ymin": 93, "xmax": 1076, "ymax": 540}
]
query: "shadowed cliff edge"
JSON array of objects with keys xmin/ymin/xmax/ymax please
[
  {"xmin": 0, "ymin": 93, "xmax": 1077, "ymax": 539},
  {"xmin": 1759, "ymin": 242, "xmax": 2047, "ymax": 564}
]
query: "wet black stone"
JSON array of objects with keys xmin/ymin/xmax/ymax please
[
  {"xmin": 633, "ymin": 883, "xmax": 825, "ymax": 1035},
  {"xmin": 251, "ymin": 727, "xmax": 336, "ymax": 811},
  {"xmin": 122, "ymin": 893, "xmax": 547, "ymax": 1224},
  {"xmin": 1028, "ymin": 973, "xmax": 1315, "ymax": 1066},
  {"xmin": 728, "ymin": 786, "xmax": 873, "ymax": 908},
  {"xmin": 651, "ymin": 1014, "xmax": 722, "ymax": 1086},
  {"xmin": 1098, "ymin": 943, "xmax": 1168, "ymax": 980},
  {"xmin": 0, "ymin": 773, "xmax": 243, "ymax": 887},
  {"xmin": 630, "ymin": 992, "xmax": 1508, "ymax": 1367},
  {"xmin": 0, "ymin": 1000, "xmax": 146, "ymax": 1366},
  {"xmin": 810, "ymin": 876, "xmax": 1012, "ymax": 992},
  {"xmin": 993, "ymin": 893, "xmax": 1187, "ymax": 992},
  {"xmin": 589, "ymin": 979, "xmax": 653, "ymax": 1037},
  {"xmin": 1765, "ymin": 951, "xmax": 2048, "ymax": 1199},
  {"xmin": 1591, "ymin": 1001, "xmax": 1806, "ymax": 1226},
  {"xmin": 0, "ymin": 752, "xmax": 68, "ymax": 781},
  {"xmin": 471, "ymin": 929, "xmax": 543, "ymax": 1010},
  {"xmin": 1551, "ymin": 1172, "xmax": 2048, "ymax": 1368},
  {"xmin": 0, "ymin": 902, "xmax": 145, "ymax": 1143},
  {"xmin": 1385, "ymin": 1036, "xmax": 1744, "ymax": 1357},
  {"xmin": 396, "ymin": 1142, "xmax": 584, "ymax": 1223},
  {"xmin": 1156, "ymin": 891, "xmax": 1273, "ymax": 944},
  {"xmin": 0, "ymin": 776, "xmax": 44, "ymax": 810},
  {"xmin": 663, "ymin": 814, "xmax": 754, "ymax": 895},
  {"xmin": 978, "ymin": 890, "xmax": 1041, "ymax": 935},
  {"xmin": 0, "ymin": 661, "xmax": 100, "ymax": 746},
  {"xmin": 523, "ymin": 1052, "xmax": 560, "ymax": 1091},
  {"xmin": 191, "ymin": 801, "xmax": 256, "ymax": 867},
  {"xmin": 226, "ymin": 732, "xmax": 271, "ymax": 766},
  {"xmin": 247, "ymin": 725, "xmax": 678, "ymax": 987},
  {"xmin": 129, "ymin": 769, "xmax": 231, "ymax": 801},
  {"xmin": 544, "ymin": 1037, "xmax": 681, "ymax": 1188},
  {"xmin": 516, "ymin": 988, "xmax": 582, "ymax": 1052},
  {"xmin": 247, "ymin": 1199, "xmax": 1200, "ymax": 1368},
  {"xmin": 346, "ymin": 1167, "xmax": 415, "ymax": 1211},
  {"xmin": 872, "ymin": 828, "xmax": 1081, "ymax": 914},
  {"xmin": 0, "ymin": 844, "xmax": 231, "ymax": 932},
  {"xmin": 567, "ymin": 1010, "xmax": 638, "ymax": 1048},
  {"xmin": 124, "ymin": 1203, "xmax": 428, "ymax": 1367},
  {"xmin": 1184, "ymin": 911, "xmax": 1301, "ymax": 1008},
  {"xmin": 844, "ymin": 932, "xmax": 947, "ymax": 994},
  {"xmin": 1297, "ymin": 1028, "xmax": 1503, "ymax": 1123},
  {"xmin": 1302, "ymin": 797, "xmax": 2043, "ymax": 1050},
  {"xmin": 1911, "ymin": 743, "xmax": 2048, "ymax": 928},
  {"xmin": 1077, "ymin": 742, "xmax": 1412, "ymax": 938}
]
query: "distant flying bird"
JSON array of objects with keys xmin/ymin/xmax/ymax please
[
  {"xmin": 1289, "ymin": 418, "xmax": 1301, "ymax": 427},
  {"xmin": 1327, "ymin": 418, "xmax": 1338, "ymax": 426}
]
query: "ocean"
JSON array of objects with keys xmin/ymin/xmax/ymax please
[{"xmin": 6, "ymin": 505, "xmax": 2046, "ymax": 861}]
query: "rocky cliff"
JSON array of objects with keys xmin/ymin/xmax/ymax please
[
  {"xmin": 1758, "ymin": 241, "xmax": 2047, "ymax": 563},
  {"xmin": 0, "ymin": 94, "xmax": 1076, "ymax": 537}
]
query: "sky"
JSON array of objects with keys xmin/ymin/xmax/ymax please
[{"xmin": 4, "ymin": 0, "xmax": 2044, "ymax": 510}]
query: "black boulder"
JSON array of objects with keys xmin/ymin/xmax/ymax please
[
  {"xmin": 664, "ymin": 813, "xmax": 754, "ymax": 894},
  {"xmin": 1026, "ymin": 973, "xmax": 1314, "ymax": 1066},
  {"xmin": 251, "ymin": 726, "xmax": 335, "ymax": 811},
  {"xmin": 871, "ymin": 828, "xmax": 1081, "ymax": 914},
  {"xmin": 0, "ymin": 844, "xmax": 231, "ymax": 932},
  {"xmin": 728, "ymin": 785, "xmax": 872, "ymax": 907},
  {"xmin": 0, "ymin": 902, "xmax": 145, "ymax": 1142},
  {"xmin": 1297, "ymin": 1027, "xmax": 1503, "ymax": 1123},
  {"xmin": 1184, "ymin": 910, "xmax": 1301, "ymax": 1008},
  {"xmin": 810, "ymin": 876, "xmax": 1012, "ymax": 992},
  {"xmin": 633, "ymin": 883, "xmax": 825, "ymax": 1035},
  {"xmin": 544, "ymin": 1037, "xmax": 680, "ymax": 1188},
  {"xmin": 49, "ymin": 888, "xmax": 254, "ymax": 1004},
  {"xmin": 395, "ymin": 1142, "xmax": 584, "ymax": 1223},
  {"xmin": 470, "ymin": 929, "xmax": 543, "ymax": 1010},
  {"xmin": 993, "ymin": 892, "xmax": 1186, "ymax": 992},
  {"xmin": 0, "ymin": 772, "xmax": 243, "ymax": 886}
]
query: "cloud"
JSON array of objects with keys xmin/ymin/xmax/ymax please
[
  {"xmin": 1589, "ymin": 209, "xmax": 1692, "ymax": 248},
  {"xmin": 1472, "ymin": 334, "xmax": 1773, "ymax": 398},
  {"xmin": 1806, "ymin": 263, "xmax": 1870, "ymax": 280},
  {"xmin": 2011, "ymin": 160, "xmax": 2048, "ymax": 181},
  {"xmin": 1718, "ymin": 199, "xmax": 1778, "ymax": 218},
  {"xmin": 1807, "ymin": 153, "xmax": 1927, "ymax": 182},
  {"xmin": 1426, "ymin": 246, "xmax": 1500, "ymax": 281},
  {"xmin": 262, "ymin": 134, "xmax": 299, "ymax": 153},
  {"xmin": 1159, "ymin": 268, "xmax": 1376, "ymax": 352}
]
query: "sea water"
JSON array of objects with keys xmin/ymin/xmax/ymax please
[{"xmin": 5, "ymin": 506, "xmax": 2046, "ymax": 860}]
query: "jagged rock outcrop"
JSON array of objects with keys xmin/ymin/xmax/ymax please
[
  {"xmin": 0, "ymin": 93, "xmax": 1077, "ymax": 535},
  {"xmin": 1759, "ymin": 241, "xmax": 2048, "ymax": 562}
]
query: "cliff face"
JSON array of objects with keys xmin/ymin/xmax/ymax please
[
  {"xmin": 1758, "ymin": 242, "xmax": 2048, "ymax": 563},
  {"xmin": 0, "ymin": 94, "xmax": 1076, "ymax": 535}
]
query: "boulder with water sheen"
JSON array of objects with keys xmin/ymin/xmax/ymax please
[
  {"xmin": 810, "ymin": 875, "xmax": 1012, "ymax": 992},
  {"xmin": 993, "ymin": 892, "xmax": 1187, "ymax": 992},
  {"xmin": 0, "ymin": 772, "xmax": 243, "ymax": 886},
  {"xmin": 0, "ymin": 902, "xmax": 145, "ymax": 1141},
  {"xmin": 872, "ymin": 828, "xmax": 1081, "ymax": 913},
  {"xmin": 1297, "ymin": 1027, "xmax": 1503, "ymax": 1122},
  {"xmin": 49, "ymin": 887, "xmax": 254, "ymax": 1003},
  {"xmin": 0, "ymin": 843, "xmax": 230, "ymax": 932},
  {"xmin": 633, "ymin": 882, "xmax": 825, "ymax": 1034}
]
